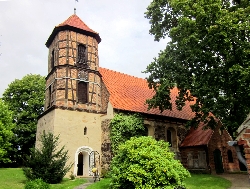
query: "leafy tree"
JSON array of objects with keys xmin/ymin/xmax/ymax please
[
  {"xmin": 109, "ymin": 136, "xmax": 190, "ymax": 189},
  {"xmin": 2, "ymin": 74, "xmax": 45, "ymax": 166},
  {"xmin": 109, "ymin": 113, "xmax": 145, "ymax": 153},
  {"xmin": 144, "ymin": 0, "xmax": 250, "ymax": 136},
  {"xmin": 0, "ymin": 99, "xmax": 15, "ymax": 163},
  {"xmin": 23, "ymin": 131, "xmax": 72, "ymax": 184}
]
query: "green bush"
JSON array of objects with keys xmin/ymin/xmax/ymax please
[
  {"xmin": 110, "ymin": 113, "xmax": 145, "ymax": 153},
  {"xmin": 25, "ymin": 178, "xmax": 50, "ymax": 189},
  {"xmin": 23, "ymin": 131, "xmax": 72, "ymax": 184},
  {"xmin": 109, "ymin": 136, "xmax": 190, "ymax": 189}
]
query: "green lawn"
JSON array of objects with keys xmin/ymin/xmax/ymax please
[
  {"xmin": 0, "ymin": 168, "xmax": 86, "ymax": 189},
  {"xmin": 0, "ymin": 168, "xmax": 26, "ymax": 189},
  {"xmin": 0, "ymin": 168, "xmax": 231, "ymax": 189},
  {"xmin": 85, "ymin": 174, "xmax": 231, "ymax": 189}
]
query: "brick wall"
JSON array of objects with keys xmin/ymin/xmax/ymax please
[{"xmin": 207, "ymin": 126, "xmax": 240, "ymax": 173}]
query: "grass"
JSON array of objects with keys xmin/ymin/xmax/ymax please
[
  {"xmin": 185, "ymin": 174, "xmax": 231, "ymax": 189},
  {"xmin": 0, "ymin": 168, "xmax": 232, "ymax": 189},
  {"xmin": 85, "ymin": 178, "xmax": 111, "ymax": 189},
  {"xmin": 0, "ymin": 168, "xmax": 26, "ymax": 189},
  {"xmin": 0, "ymin": 168, "xmax": 86, "ymax": 189},
  {"xmin": 85, "ymin": 174, "xmax": 231, "ymax": 189}
]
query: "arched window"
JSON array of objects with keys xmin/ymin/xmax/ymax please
[
  {"xmin": 84, "ymin": 127, "xmax": 87, "ymax": 135},
  {"xmin": 227, "ymin": 150, "xmax": 233, "ymax": 163},
  {"xmin": 78, "ymin": 81, "xmax": 88, "ymax": 104},
  {"xmin": 167, "ymin": 129, "xmax": 172, "ymax": 146}
]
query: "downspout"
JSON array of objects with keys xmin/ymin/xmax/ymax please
[{"xmin": 227, "ymin": 141, "xmax": 247, "ymax": 168}]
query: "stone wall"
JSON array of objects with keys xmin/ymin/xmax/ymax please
[{"xmin": 101, "ymin": 119, "xmax": 112, "ymax": 171}]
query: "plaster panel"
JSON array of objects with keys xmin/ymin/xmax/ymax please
[{"xmin": 52, "ymin": 109, "xmax": 103, "ymax": 176}]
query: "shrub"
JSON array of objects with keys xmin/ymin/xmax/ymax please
[
  {"xmin": 23, "ymin": 131, "xmax": 72, "ymax": 184},
  {"xmin": 69, "ymin": 171, "xmax": 75, "ymax": 180},
  {"xmin": 109, "ymin": 136, "xmax": 190, "ymax": 189},
  {"xmin": 110, "ymin": 113, "xmax": 145, "ymax": 153},
  {"xmin": 25, "ymin": 178, "xmax": 50, "ymax": 189}
]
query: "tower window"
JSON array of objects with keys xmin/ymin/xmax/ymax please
[
  {"xmin": 78, "ymin": 81, "xmax": 88, "ymax": 104},
  {"xmin": 47, "ymin": 85, "xmax": 52, "ymax": 108},
  {"xmin": 84, "ymin": 127, "xmax": 87, "ymax": 135},
  {"xmin": 51, "ymin": 50, "xmax": 55, "ymax": 70},
  {"xmin": 77, "ymin": 44, "xmax": 87, "ymax": 64}
]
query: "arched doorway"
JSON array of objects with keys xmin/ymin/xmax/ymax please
[
  {"xmin": 77, "ymin": 152, "xmax": 83, "ymax": 176},
  {"xmin": 213, "ymin": 149, "xmax": 224, "ymax": 173},
  {"xmin": 74, "ymin": 146, "xmax": 93, "ymax": 177}
]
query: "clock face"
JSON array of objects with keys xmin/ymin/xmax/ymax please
[{"xmin": 78, "ymin": 70, "xmax": 88, "ymax": 81}]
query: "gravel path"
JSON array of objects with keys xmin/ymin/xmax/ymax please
[
  {"xmin": 217, "ymin": 173, "xmax": 250, "ymax": 189},
  {"xmin": 73, "ymin": 177, "xmax": 94, "ymax": 189}
]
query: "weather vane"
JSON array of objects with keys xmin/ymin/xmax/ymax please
[{"xmin": 74, "ymin": 0, "xmax": 78, "ymax": 14}]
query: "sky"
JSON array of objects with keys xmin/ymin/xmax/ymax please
[{"xmin": 0, "ymin": 0, "xmax": 169, "ymax": 96}]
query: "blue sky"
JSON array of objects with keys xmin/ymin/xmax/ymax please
[{"xmin": 0, "ymin": 0, "xmax": 168, "ymax": 95}]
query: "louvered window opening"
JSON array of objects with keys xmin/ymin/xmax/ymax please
[
  {"xmin": 78, "ymin": 82, "xmax": 88, "ymax": 104},
  {"xmin": 77, "ymin": 44, "xmax": 87, "ymax": 64}
]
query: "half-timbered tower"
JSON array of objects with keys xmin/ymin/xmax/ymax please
[
  {"xmin": 45, "ymin": 14, "xmax": 102, "ymax": 112},
  {"xmin": 37, "ymin": 14, "xmax": 108, "ymax": 177}
]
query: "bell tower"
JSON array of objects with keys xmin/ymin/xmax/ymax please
[
  {"xmin": 45, "ymin": 14, "xmax": 102, "ymax": 112},
  {"xmin": 37, "ymin": 14, "xmax": 107, "ymax": 177}
]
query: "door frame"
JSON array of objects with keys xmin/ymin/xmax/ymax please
[{"xmin": 74, "ymin": 146, "xmax": 93, "ymax": 176}]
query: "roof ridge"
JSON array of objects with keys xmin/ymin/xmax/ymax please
[{"xmin": 99, "ymin": 67, "xmax": 147, "ymax": 81}]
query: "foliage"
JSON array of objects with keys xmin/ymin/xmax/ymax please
[
  {"xmin": 2, "ymin": 74, "xmax": 45, "ymax": 166},
  {"xmin": 69, "ymin": 171, "xmax": 75, "ymax": 180},
  {"xmin": 0, "ymin": 100, "xmax": 15, "ymax": 163},
  {"xmin": 23, "ymin": 132, "xmax": 72, "ymax": 184},
  {"xmin": 109, "ymin": 136, "xmax": 190, "ymax": 189},
  {"xmin": 144, "ymin": 0, "xmax": 250, "ymax": 136},
  {"xmin": 109, "ymin": 113, "xmax": 145, "ymax": 153},
  {"xmin": 24, "ymin": 178, "xmax": 50, "ymax": 189}
]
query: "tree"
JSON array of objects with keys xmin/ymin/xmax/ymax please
[
  {"xmin": 109, "ymin": 136, "xmax": 190, "ymax": 189},
  {"xmin": 2, "ymin": 74, "xmax": 45, "ymax": 166},
  {"xmin": 0, "ymin": 100, "xmax": 15, "ymax": 163},
  {"xmin": 109, "ymin": 113, "xmax": 145, "ymax": 153},
  {"xmin": 144, "ymin": 0, "xmax": 250, "ymax": 137},
  {"xmin": 23, "ymin": 131, "xmax": 71, "ymax": 184}
]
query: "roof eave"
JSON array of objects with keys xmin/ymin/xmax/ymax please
[{"xmin": 45, "ymin": 25, "xmax": 101, "ymax": 48}]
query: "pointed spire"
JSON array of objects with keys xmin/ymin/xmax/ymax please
[
  {"xmin": 57, "ymin": 14, "xmax": 98, "ymax": 34},
  {"xmin": 46, "ymin": 14, "xmax": 101, "ymax": 47}
]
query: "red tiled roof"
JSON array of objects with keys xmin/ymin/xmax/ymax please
[
  {"xmin": 99, "ymin": 67, "xmax": 195, "ymax": 120},
  {"xmin": 46, "ymin": 14, "xmax": 101, "ymax": 47},
  {"xmin": 180, "ymin": 124, "xmax": 214, "ymax": 147},
  {"xmin": 57, "ymin": 14, "xmax": 98, "ymax": 34}
]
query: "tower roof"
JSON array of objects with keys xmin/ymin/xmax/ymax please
[{"xmin": 46, "ymin": 14, "xmax": 101, "ymax": 47}]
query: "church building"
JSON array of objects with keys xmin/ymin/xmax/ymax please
[{"xmin": 36, "ymin": 14, "xmax": 240, "ymax": 177}]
